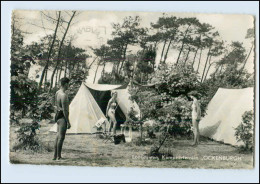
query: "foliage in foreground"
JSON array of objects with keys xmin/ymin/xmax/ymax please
[
  {"xmin": 129, "ymin": 64, "xmax": 203, "ymax": 136},
  {"xmin": 235, "ymin": 110, "xmax": 254, "ymax": 152},
  {"xmin": 12, "ymin": 121, "xmax": 51, "ymax": 152}
]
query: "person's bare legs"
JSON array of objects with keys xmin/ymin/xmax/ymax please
[
  {"xmin": 108, "ymin": 119, "xmax": 113, "ymax": 134},
  {"xmin": 196, "ymin": 120, "xmax": 200, "ymax": 144},
  {"xmin": 129, "ymin": 125, "xmax": 133, "ymax": 141},
  {"xmin": 124, "ymin": 127, "xmax": 126, "ymax": 135},
  {"xmin": 53, "ymin": 121, "xmax": 60, "ymax": 160},
  {"xmin": 53, "ymin": 118, "xmax": 67, "ymax": 160},
  {"xmin": 108, "ymin": 111, "xmax": 117, "ymax": 135},
  {"xmin": 53, "ymin": 135, "xmax": 59, "ymax": 160},
  {"xmin": 112, "ymin": 118, "xmax": 118, "ymax": 135},
  {"xmin": 192, "ymin": 119, "xmax": 198, "ymax": 146}
]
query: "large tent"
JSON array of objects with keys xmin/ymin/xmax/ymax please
[
  {"xmin": 49, "ymin": 82, "xmax": 141, "ymax": 134},
  {"xmin": 199, "ymin": 87, "xmax": 254, "ymax": 146}
]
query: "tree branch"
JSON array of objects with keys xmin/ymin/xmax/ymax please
[
  {"xmin": 41, "ymin": 11, "xmax": 60, "ymax": 23},
  {"xmin": 27, "ymin": 21, "xmax": 55, "ymax": 31},
  {"xmin": 40, "ymin": 12, "xmax": 48, "ymax": 36}
]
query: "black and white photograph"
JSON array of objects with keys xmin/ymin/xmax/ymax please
[{"xmin": 2, "ymin": 2, "xmax": 259, "ymax": 182}]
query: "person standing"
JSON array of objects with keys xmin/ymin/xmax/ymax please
[
  {"xmin": 190, "ymin": 94, "xmax": 201, "ymax": 146},
  {"xmin": 106, "ymin": 92, "xmax": 118, "ymax": 135},
  {"xmin": 53, "ymin": 77, "xmax": 71, "ymax": 160}
]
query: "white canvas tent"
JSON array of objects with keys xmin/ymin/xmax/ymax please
[
  {"xmin": 199, "ymin": 87, "xmax": 254, "ymax": 146},
  {"xmin": 49, "ymin": 82, "xmax": 140, "ymax": 134}
]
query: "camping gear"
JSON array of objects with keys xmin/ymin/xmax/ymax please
[
  {"xmin": 199, "ymin": 87, "xmax": 254, "ymax": 146},
  {"xmin": 95, "ymin": 117, "xmax": 107, "ymax": 128},
  {"xmin": 114, "ymin": 134, "xmax": 126, "ymax": 145},
  {"xmin": 49, "ymin": 82, "xmax": 141, "ymax": 134}
]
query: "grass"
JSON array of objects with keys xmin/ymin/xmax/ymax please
[{"xmin": 9, "ymin": 120, "xmax": 254, "ymax": 169}]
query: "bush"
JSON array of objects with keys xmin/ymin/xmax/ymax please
[
  {"xmin": 235, "ymin": 110, "xmax": 254, "ymax": 151},
  {"xmin": 10, "ymin": 74, "xmax": 38, "ymax": 118},
  {"xmin": 12, "ymin": 121, "xmax": 44, "ymax": 152},
  {"xmin": 129, "ymin": 63, "xmax": 205, "ymax": 137},
  {"xmin": 130, "ymin": 87, "xmax": 194, "ymax": 136},
  {"xmin": 27, "ymin": 93, "xmax": 55, "ymax": 121},
  {"xmin": 37, "ymin": 93, "xmax": 55, "ymax": 120}
]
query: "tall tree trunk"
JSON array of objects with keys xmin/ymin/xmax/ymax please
[
  {"xmin": 102, "ymin": 60, "xmax": 106, "ymax": 74},
  {"xmin": 119, "ymin": 59, "xmax": 126, "ymax": 74},
  {"xmin": 64, "ymin": 41, "xmax": 72, "ymax": 78},
  {"xmin": 116, "ymin": 59, "xmax": 121, "ymax": 74},
  {"xmin": 58, "ymin": 66, "xmax": 63, "ymax": 81},
  {"xmin": 76, "ymin": 59, "xmax": 80, "ymax": 71},
  {"xmin": 44, "ymin": 69, "xmax": 48, "ymax": 89},
  {"xmin": 219, "ymin": 65, "xmax": 224, "ymax": 74},
  {"xmin": 38, "ymin": 11, "xmax": 61, "ymax": 89},
  {"xmin": 119, "ymin": 44, "xmax": 128, "ymax": 74},
  {"xmin": 68, "ymin": 61, "xmax": 74, "ymax": 78},
  {"xmin": 192, "ymin": 47, "xmax": 199, "ymax": 68},
  {"xmin": 201, "ymin": 47, "xmax": 212, "ymax": 82},
  {"xmin": 184, "ymin": 46, "xmax": 191, "ymax": 66},
  {"xmin": 49, "ymin": 11, "xmax": 76, "ymax": 92},
  {"xmin": 88, "ymin": 57, "xmax": 98, "ymax": 69},
  {"xmin": 240, "ymin": 43, "xmax": 253, "ymax": 72},
  {"xmin": 69, "ymin": 62, "xmax": 76, "ymax": 77},
  {"xmin": 163, "ymin": 38, "xmax": 173, "ymax": 63},
  {"xmin": 154, "ymin": 40, "xmax": 158, "ymax": 51},
  {"xmin": 115, "ymin": 46, "xmax": 124, "ymax": 74},
  {"xmin": 93, "ymin": 59, "xmax": 100, "ymax": 83},
  {"xmin": 192, "ymin": 34, "xmax": 202, "ymax": 69},
  {"xmin": 160, "ymin": 39, "xmax": 167, "ymax": 63},
  {"xmin": 64, "ymin": 60, "xmax": 68, "ymax": 77},
  {"xmin": 203, "ymin": 56, "xmax": 213, "ymax": 82},
  {"xmin": 176, "ymin": 25, "xmax": 190, "ymax": 65},
  {"xmin": 196, "ymin": 48, "xmax": 203, "ymax": 73},
  {"xmin": 212, "ymin": 64, "xmax": 221, "ymax": 79},
  {"xmin": 55, "ymin": 68, "xmax": 59, "ymax": 87}
]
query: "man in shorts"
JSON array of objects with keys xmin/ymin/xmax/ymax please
[{"xmin": 53, "ymin": 77, "xmax": 71, "ymax": 160}]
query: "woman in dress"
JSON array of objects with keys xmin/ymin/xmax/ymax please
[{"xmin": 106, "ymin": 91, "xmax": 118, "ymax": 135}]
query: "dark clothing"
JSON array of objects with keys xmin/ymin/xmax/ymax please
[{"xmin": 55, "ymin": 110, "xmax": 65, "ymax": 122}]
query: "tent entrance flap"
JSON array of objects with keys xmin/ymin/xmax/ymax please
[{"xmin": 88, "ymin": 88, "xmax": 126, "ymax": 127}]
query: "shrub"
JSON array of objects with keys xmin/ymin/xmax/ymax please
[
  {"xmin": 235, "ymin": 110, "xmax": 254, "ymax": 151},
  {"xmin": 10, "ymin": 74, "xmax": 38, "ymax": 118},
  {"xmin": 12, "ymin": 121, "xmax": 43, "ymax": 152},
  {"xmin": 128, "ymin": 63, "xmax": 205, "ymax": 137},
  {"xmin": 37, "ymin": 93, "xmax": 55, "ymax": 120},
  {"xmin": 27, "ymin": 93, "xmax": 55, "ymax": 121},
  {"xmin": 130, "ymin": 86, "xmax": 194, "ymax": 136}
]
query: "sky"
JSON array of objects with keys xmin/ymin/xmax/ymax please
[{"xmin": 14, "ymin": 10, "xmax": 255, "ymax": 83}]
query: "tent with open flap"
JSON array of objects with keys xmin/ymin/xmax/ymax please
[{"xmin": 49, "ymin": 82, "xmax": 141, "ymax": 134}]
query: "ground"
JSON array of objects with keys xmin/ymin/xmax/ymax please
[{"xmin": 9, "ymin": 120, "xmax": 254, "ymax": 169}]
